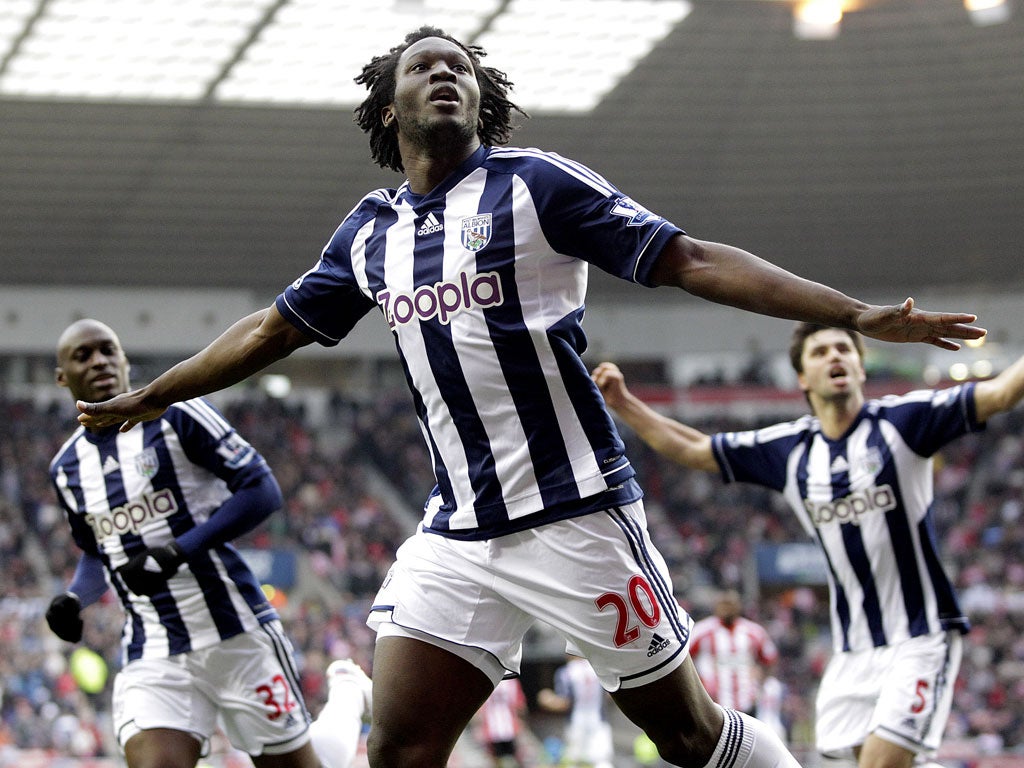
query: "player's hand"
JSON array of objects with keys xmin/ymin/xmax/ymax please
[
  {"xmin": 591, "ymin": 362, "xmax": 629, "ymax": 409},
  {"xmin": 856, "ymin": 298, "xmax": 986, "ymax": 350},
  {"xmin": 117, "ymin": 543, "xmax": 186, "ymax": 596},
  {"xmin": 45, "ymin": 593, "xmax": 84, "ymax": 643},
  {"xmin": 537, "ymin": 687, "xmax": 570, "ymax": 713},
  {"xmin": 76, "ymin": 388, "xmax": 168, "ymax": 433}
]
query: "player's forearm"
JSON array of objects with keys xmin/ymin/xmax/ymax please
[
  {"xmin": 613, "ymin": 393, "xmax": 710, "ymax": 469},
  {"xmin": 974, "ymin": 353, "xmax": 1024, "ymax": 423},
  {"xmin": 175, "ymin": 472, "xmax": 283, "ymax": 556},
  {"xmin": 610, "ymin": 391, "xmax": 674, "ymax": 448},
  {"xmin": 67, "ymin": 551, "xmax": 109, "ymax": 607},
  {"xmin": 144, "ymin": 307, "xmax": 306, "ymax": 408},
  {"xmin": 654, "ymin": 237, "xmax": 983, "ymax": 350},
  {"xmin": 536, "ymin": 689, "xmax": 571, "ymax": 713},
  {"xmin": 652, "ymin": 237, "xmax": 868, "ymax": 329}
]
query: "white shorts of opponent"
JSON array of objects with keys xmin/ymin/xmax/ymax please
[
  {"xmin": 368, "ymin": 500, "xmax": 693, "ymax": 691},
  {"xmin": 112, "ymin": 619, "xmax": 311, "ymax": 757},
  {"xmin": 815, "ymin": 630, "xmax": 963, "ymax": 760},
  {"xmin": 564, "ymin": 715, "xmax": 615, "ymax": 767}
]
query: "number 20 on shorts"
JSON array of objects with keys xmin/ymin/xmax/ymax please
[{"xmin": 595, "ymin": 574, "xmax": 662, "ymax": 647}]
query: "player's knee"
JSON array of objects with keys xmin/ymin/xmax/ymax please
[
  {"xmin": 364, "ymin": 727, "xmax": 396, "ymax": 768},
  {"xmin": 642, "ymin": 717, "xmax": 721, "ymax": 767},
  {"xmin": 365, "ymin": 727, "xmax": 448, "ymax": 768}
]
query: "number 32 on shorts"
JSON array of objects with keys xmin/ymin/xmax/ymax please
[
  {"xmin": 595, "ymin": 574, "xmax": 662, "ymax": 646},
  {"xmin": 256, "ymin": 673, "xmax": 298, "ymax": 720}
]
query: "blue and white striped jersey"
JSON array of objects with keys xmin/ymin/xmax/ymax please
[
  {"xmin": 554, "ymin": 657, "xmax": 608, "ymax": 726},
  {"xmin": 712, "ymin": 385, "xmax": 979, "ymax": 653},
  {"xmin": 50, "ymin": 398, "xmax": 279, "ymax": 661},
  {"xmin": 277, "ymin": 145, "xmax": 683, "ymax": 539}
]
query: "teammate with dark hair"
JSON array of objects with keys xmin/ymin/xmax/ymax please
[{"xmin": 594, "ymin": 328, "xmax": 1024, "ymax": 768}]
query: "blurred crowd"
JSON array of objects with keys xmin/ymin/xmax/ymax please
[{"xmin": 0, "ymin": 382, "xmax": 1021, "ymax": 762}]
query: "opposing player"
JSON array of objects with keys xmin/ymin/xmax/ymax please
[
  {"xmin": 475, "ymin": 677, "xmax": 529, "ymax": 768},
  {"xmin": 76, "ymin": 26, "xmax": 985, "ymax": 768},
  {"xmin": 593, "ymin": 329, "xmax": 1024, "ymax": 767},
  {"xmin": 46, "ymin": 319, "xmax": 370, "ymax": 768},
  {"xmin": 689, "ymin": 590, "xmax": 779, "ymax": 717}
]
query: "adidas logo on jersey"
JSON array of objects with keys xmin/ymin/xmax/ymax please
[
  {"xmin": 647, "ymin": 633, "xmax": 671, "ymax": 657},
  {"xmin": 102, "ymin": 455, "xmax": 120, "ymax": 475},
  {"xmin": 829, "ymin": 455, "xmax": 849, "ymax": 474},
  {"xmin": 417, "ymin": 212, "xmax": 444, "ymax": 236}
]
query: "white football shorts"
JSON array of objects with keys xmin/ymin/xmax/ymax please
[
  {"xmin": 815, "ymin": 630, "xmax": 963, "ymax": 759},
  {"xmin": 564, "ymin": 716, "xmax": 615, "ymax": 766},
  {"xmin": 112, "ymin": 620, "xmax": 312, "ymax": 756},
  {"xmin": 368, "ymin": 500, "xmax": 693, "ymax": 691}
]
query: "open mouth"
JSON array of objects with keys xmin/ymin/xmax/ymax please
[
  {"xmin": 429, "ymin": 85, "xmax": 458, "ymax": 103},
  {"xmin": 828, "ymin": 366, "xmax": 847, "ymax": 380}
]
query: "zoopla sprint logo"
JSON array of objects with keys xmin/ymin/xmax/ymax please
[
  {"xmin": 85, "ymin": 488, "xmax": 179, "ymax": 539},
  {"xmin": 804, "ymin": 484, "xmax": 896, "ymax": 526},
  {"xmin": 377, "ymin": 271, "xmax": 504, "ymax": 328}
]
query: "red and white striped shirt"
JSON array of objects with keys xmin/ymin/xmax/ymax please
[
  {"xmin": 689, "ymin": 616, "xmax": 778, "ymax": 712},
  {"xmin": 477, "ymin": 678, "xmax": 526, "ymax": 744}
]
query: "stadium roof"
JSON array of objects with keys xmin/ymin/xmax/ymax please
[{"xmin": 1, "ymin": 0, "xmax": 1022, "ymax": 303}]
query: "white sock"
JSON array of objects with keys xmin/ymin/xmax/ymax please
[
  {"xmin": 701, "ymin": 708, "xmax": 801, "ymax": 768},
  {"xmin": 307, "ymin": 681, "xmax": 366, "ymax": 768}
]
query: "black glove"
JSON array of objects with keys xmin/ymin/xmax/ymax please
[
  {"xmin": 46, "ymin": 593, "xmax": 83, "ymax": 643},
  {"xmin": 117, "ymin": 542, "xmax": 186, "ymax": 596}
]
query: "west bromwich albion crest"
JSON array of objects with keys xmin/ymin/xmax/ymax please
[
  {"xmin": 135, "ymin": 447, "xmax": 159, "ymax": 479},
  {"xmin": 461, "ymin": 214, "xmax": 492, "ymax": 252}
]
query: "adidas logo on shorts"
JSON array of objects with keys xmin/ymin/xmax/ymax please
[
  {"xmin": 647, "ymin": 632, "xmax": 671, "ymax": 657},
  {"xmin": 417, "ymin": 212, "xmax": 444, "ymax": 236}
]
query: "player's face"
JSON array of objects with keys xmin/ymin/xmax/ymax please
[
  {"xmin": 386, "ymin": 36, "xmax": 481, "ymax": 150},
  {"xmin": 715, "ymin": 594, "xmax": 742, "ymax": 624},
  {"xmin": 56, "ymin": 323, "xmax": 130, "ymax": 403},
  {"xmin": 797, "ymin": 328, "xmax": 866, "ymax": 403}
]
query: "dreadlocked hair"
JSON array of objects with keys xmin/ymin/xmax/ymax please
[{"xmin": 353, "ymin": 25, "xmax": 527, "ymax": 173}]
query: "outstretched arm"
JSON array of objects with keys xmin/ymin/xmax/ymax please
[
  {"xmin": 650, "ymin": 235, "xmax": 985, "ymax": 350},
  {"xmin": 77, "ymin": 305, "xmax": 312, "ymax": 432},
  {"xmin": 973, "ymin": 352, "xmax": 1024, "ymax": 423},
  {"xmin": 592, "ymin": 362, "xmax": 718, "ymax": 472}
]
